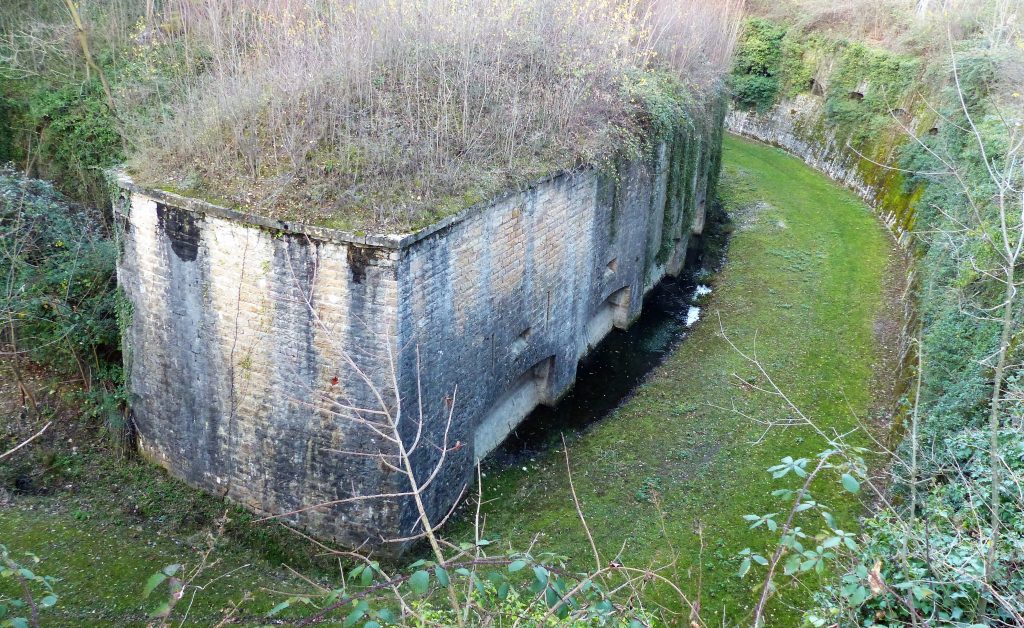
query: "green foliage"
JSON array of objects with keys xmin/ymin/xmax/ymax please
[
  {"xmin": 737, "ymin": 449, "xmax": 868, "ymax": 594},
  {"xmin": 731, "ymin": 18, "xmax": 788, "ymax": 111},
  {"xmin": 821, "ymin": 42, "xmax": 920, "ymax": 148},
  {"xmin": 0, "ymin": 85, "xmax": 20, "ymax": 165},
  {"xmin": 0, "ymin": 167, "xmax": 120, "ymax": 394},
  {"xmin": 23, "ymin": 80, "xmax": 123, "ymax": 209},
  {"xmin": 0, "ymin": 544, "xmax": 59, "ymax": 627},
  {"xmin": 260, "ymin": 549, "xmax": 654, "ymax": 625},
  {"xmin": 809, "ymin": 429, "xmax": 1024, "ymax": 626}
]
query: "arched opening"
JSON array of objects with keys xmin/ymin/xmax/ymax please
[
  {"xmin": 474, "ymin": 356, "xmax": 556, "ymax": 459},
  {"xmin": 582, "ymin": 285, "xmax": 632, "ymax": 354}
]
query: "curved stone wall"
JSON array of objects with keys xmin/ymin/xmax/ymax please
[{"xmin": 727, "ymin": 95, "xmax": 914, "ymax": 246}]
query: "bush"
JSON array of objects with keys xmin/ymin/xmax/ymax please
[
  {"xmin": 810, "ymin": 429, "xmax": 1024, "ymax": 626},
  {"xmin": 0, "ymin": 167, "xmax": 119, "ymax": 387},
  {"xmin": 731, "ymin": 18, "xmax": 787, "ymax": 111},
  {"xmin": 24, "ymin": 80, "xmax": 123, "ymax": 211}
]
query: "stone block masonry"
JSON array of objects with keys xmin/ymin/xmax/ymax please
[{"xmin": 115, "ymin": 122, "xmax": 722, "ymax": 553}]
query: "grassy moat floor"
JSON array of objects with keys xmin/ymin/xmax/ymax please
[
  {"xmin": 0, "ymin": 134, "xmax": 900, "ymax": 626},
  {"xmin": 470, "ymin": 134, "xmax": 900, "ymax": 625}
]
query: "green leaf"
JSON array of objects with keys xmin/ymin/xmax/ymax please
[
  {"xmin": 497, "ymin": 582, "xmax": 510, "ymax": 600},
  {"xmin": 365, "ymin": 622, "xmax": 381, "ymax": 628},
  {"xmin": 822, "ymin": 511, "xmax": 837, "ymax": 529},
  {"xmin": 738, "ymin": 557, "xmax": 751, "ymax": 578},
  {"xmin": 10, "ymin": 618, "xmax": 30, "ymax": 628},
  {"xmin": 376, "ymin": 608, "xmax": 396, "ymax": 623},
  {"xmin": 143, "ymin": 572, "xmax": 167, "ymax": 599},
  {"xmin": 268, "ymin": 601, "xmax": 290, "ymax": 616},
  {"xmin": 434, "ymin": 566, "xmax": 449, "ymax": 587},
  {"xmin": 409, "ymin": 570, "xmax": 430, "ymax": 595},
  {"xmin": 508, "ymin": 560, "xmax": 527, "ymax": 572},
  {"xmin": 544, "ymin": 587, "xmax": 560, "ymax": 609},
  {"xmin": 360, "ymin": 565, "xmax": 374, "ymax": 587},
  {"xmin": 39, "ymin": 595, "xmax": 57, "ymax": 609},
  {"xmin": 841, "ymin": 473, "xmax": 860, "ymax": 494},
  {"xmin": 343, "ymin": 602, "xmax": 367, "ymax": 628},
  {"xmin": 533, "ymin": 565, "xmax": 549, "ymax": 586}
]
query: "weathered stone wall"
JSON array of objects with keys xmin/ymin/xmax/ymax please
[
  {"xmin": 115, "ymin": 119, "xmax": 721, "ymax": 550},
  {"xmin": 116, "ymin": 183, "xmax": 406, "ymax": 547},
  {"xmin": 726, "ymin": 95, "xmax": 913, "ymax": 245}
]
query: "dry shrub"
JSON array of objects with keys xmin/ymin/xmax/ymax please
[
  {"xmin": 125, "ymin": 0, "xmax": 742, "ymax": 230},
  {"xmin": 746, "ymin": 0, "xmax": 1012, "ymax": 52},
  {"xmin": 1, "ymin": 0, "xmax": 144, "ymax": 80}
]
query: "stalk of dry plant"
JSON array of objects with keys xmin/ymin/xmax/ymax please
[{"xmin": 118, "ymin": 0, "xmax": 742, "ymax": 230}]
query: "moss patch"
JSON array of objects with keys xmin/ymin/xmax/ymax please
[{"xmin": 470, "ymin": 134, "xmax": 897, "ymax": 625}]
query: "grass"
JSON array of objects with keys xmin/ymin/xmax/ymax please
[
  {"xmin": 0, "ymin": 397, "xmax": 336, "ymax": 626},
  {"xmin": 471, "ymin": 133, "xmax": 898, "ymax": 625}
]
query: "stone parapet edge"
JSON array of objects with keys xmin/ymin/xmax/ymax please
[{"xmin": 111, "ymin": 167, "xmax": 581, "ymax": 251}]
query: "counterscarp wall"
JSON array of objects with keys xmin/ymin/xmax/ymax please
[
  {"xmin": 726, "ymin": 96, "xmax": 916, "ymax": 245},
  {"xmin": 115, "ymin": 114, "xmax": 723, "ymax": 551}
]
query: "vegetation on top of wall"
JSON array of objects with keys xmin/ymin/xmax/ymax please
[{"xmin": 730, "ymin": 18, "xmax": 788, "ymax": 112}]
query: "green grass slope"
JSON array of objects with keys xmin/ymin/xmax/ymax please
[{"xmin": 474, "ymin": 134, "xmax": 897, "ymax": 625}]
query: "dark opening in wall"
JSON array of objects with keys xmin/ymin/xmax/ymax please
[
  {"xmin": 849, "ymin": 91, "xmax": 865, "ymax": 102},
  {"xmin": 891, "ymin": 108, "xmax": 911, "ymax": 122},
  {"xmin": 928, "ymin": 127, "xmax": 939, "ymax": 136},
  {"xmin": 809, "ymin": 78, "xmax": 824, "ymax": 96}
]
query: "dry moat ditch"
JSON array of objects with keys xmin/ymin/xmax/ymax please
[
  {"xmin": 459, "ymin": 133, "xmax": 907, "ymax": 625},
  {"xmin": 0, "ymin": 133, "xmax": 908, "ymax": 626}
]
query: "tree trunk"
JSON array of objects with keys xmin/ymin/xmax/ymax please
[{"xmin": 980, "ymin": 264, "xmax": 1016, "ymax": 619}]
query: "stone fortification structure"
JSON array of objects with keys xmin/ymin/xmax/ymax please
[{"xmin": 115, "ymin": 116, "xmax": 723, "ymax": 551}]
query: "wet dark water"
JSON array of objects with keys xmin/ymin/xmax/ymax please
[{"xmin": 486, "ymin": 224, "xmax": 728, "ymax": 469}]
